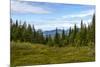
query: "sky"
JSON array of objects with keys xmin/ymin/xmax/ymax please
[{"xmin": 11, "ymin": 0, "xmax": 95, "ymax": 31}]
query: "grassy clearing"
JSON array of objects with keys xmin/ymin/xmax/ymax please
[{"xmin": 11, "ymin": 41, "xmax": 95, "ymax": 67}]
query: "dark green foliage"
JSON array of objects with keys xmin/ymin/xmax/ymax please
[
  {"xmin": 62, "ymin": 29, "xmax": 65, "ymax": 40},
  {"xmin": 10, "ymin": 14, "xmax": 95, "ymax": 47},
  {"xmin": 54, "ymin": 28, "xmax": 60, "ymax": 46},
  {"xmin": 10, "ymin": 20, "xmax": 45, "ymax": 44}
]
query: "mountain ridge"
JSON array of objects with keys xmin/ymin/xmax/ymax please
[{"xmin": 43, "ymin": 29, "xmax": 68, "ymax": 36}]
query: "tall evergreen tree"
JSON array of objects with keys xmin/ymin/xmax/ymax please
[
  {"xmin": 62, "ymin": 29, "xmax": 65, "ymax": 40},
  {"xmin": 25, "ymin": 24, "xmax": 33, "ymax": 42},
  {"xmin": 54, "ymin": 28, "xmax": 60, "ymax": 46},
  {"xmin": 15, "ymin": 20, "xmax": 18, "ymax": 27},
  {"xmin": 21, "ymin": 22, "xmax": 27, "ymax": 42},
  {"xmin": 32, "ymin": 24, "xmax": 36, "ymax": 43}
]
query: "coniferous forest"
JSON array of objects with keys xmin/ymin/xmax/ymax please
[
  {"xmin": 11, "ymin": 14, "xmax": 95, "ymax": 47},
  {"xmin": 11, "ymin": 14, "xmax": 95, "ymax": 66}
]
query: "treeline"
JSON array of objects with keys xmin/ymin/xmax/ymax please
[{"xmin": 10, "ymin": 14, "xmax": 95, "ymax": 47}]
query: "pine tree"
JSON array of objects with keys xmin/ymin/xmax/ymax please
[
  {"xmin": 45, "ymin": 35, "xmax": 49, "ymax": 44},
  {"xmin": 79, "ymin": 20, "xmax": 84, "ymax": 46},
  {"xmin": 21, "ymin": 22, "xmax": 27, "ymax": 42},
  {"xmin": 15, "ymin": 20, "xmax": 18, "ymax": 27},
  {"xmin": 73, "ymin": 24, "xmax": 78, "ymax": 46},
  {"xmin": 87, "ymin": 14, "xmax": 95, "ymax": 46},
  {"xmin": 54, "ymin": 28, "xmax": 60, "ymax": 46},
  {"xmin": 62, "ymin": 29, "xmax": 65, "ymax": 40},
  {"xmin": 25, "ymin": 24, "xmax": 33, "ymax": 42},
  {"xmin": 32, "ymin": 24, "xmax": 36, "ymax": 43}
]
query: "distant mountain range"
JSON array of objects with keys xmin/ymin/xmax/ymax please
[{"xmin": 43, "ymin": 29, "xmax": 69, "ymax": 36}]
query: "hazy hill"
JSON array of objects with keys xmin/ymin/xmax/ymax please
[{"xmin": 43, "ymin": 29, "xmax": 68, "ymax": 36}]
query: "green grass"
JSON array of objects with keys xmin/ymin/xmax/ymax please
[{"xmin": 11, "ymin": 41, "xmax": 95, "ymax": 67}]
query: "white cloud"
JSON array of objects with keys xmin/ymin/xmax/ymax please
[
  {"xmin": 33, "ymin": 20, "xmax": 80, "ymax": 31},
  {"xmin": 62, "ymin": 9, "xmax": 95, "ymax": 19},
  {"xmin": 11, "ymin": 0, "xmax": 51, "ymax": 14},
  {"xmin": 35, "ymin": 23, "xmax": 74, "ymax": 31},
  {"xmin": 33, "ymin": 17, "xmax": 93, "ymax": 31}
]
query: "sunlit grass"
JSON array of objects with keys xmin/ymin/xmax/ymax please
[{"xmin": 11, "ymin": 41, "xmax": 95, "ymax": 67}]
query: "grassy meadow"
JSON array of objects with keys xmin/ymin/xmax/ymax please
[
  {"xmin": 11, "ymin": 1, "xmax": 95, "ymax": 67},
  {"xmin": 11, "ymin": 41, "xmax": 95, "ymax": 67}
]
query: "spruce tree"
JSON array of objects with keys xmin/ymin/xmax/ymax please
[
  {"xmin": 54, "ymin": 28, "xmax": 60, "ymax": 46},
  {"xmin": 62, "ymin": 29, "xmax": 65, "ymax": 40}
]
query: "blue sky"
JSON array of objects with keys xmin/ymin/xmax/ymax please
[{"xmin": 11, "ymin": 0, "xmax": 95, "ymax": 31}]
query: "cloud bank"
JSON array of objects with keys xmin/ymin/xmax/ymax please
[{"xmin": 11, "ymin": 0, "xmax": 51, "ymax": 14}]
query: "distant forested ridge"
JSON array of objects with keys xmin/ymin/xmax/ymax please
[{"xmin": 10, "ymin": 14, "xmax": 95, "ymax": 47}]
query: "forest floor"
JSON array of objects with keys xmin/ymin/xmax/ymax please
[{"xmin": 11, "ymin": 41, "xmax": 95, "ymax": 67}]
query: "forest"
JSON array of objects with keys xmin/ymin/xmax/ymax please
[
  {"xmin": 11, "ymin": 14, "xmax": 95, "ymax": 47},
  {"xmin": 11, "ymin": 14, "xmax": 95, "ymax": 66}
]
